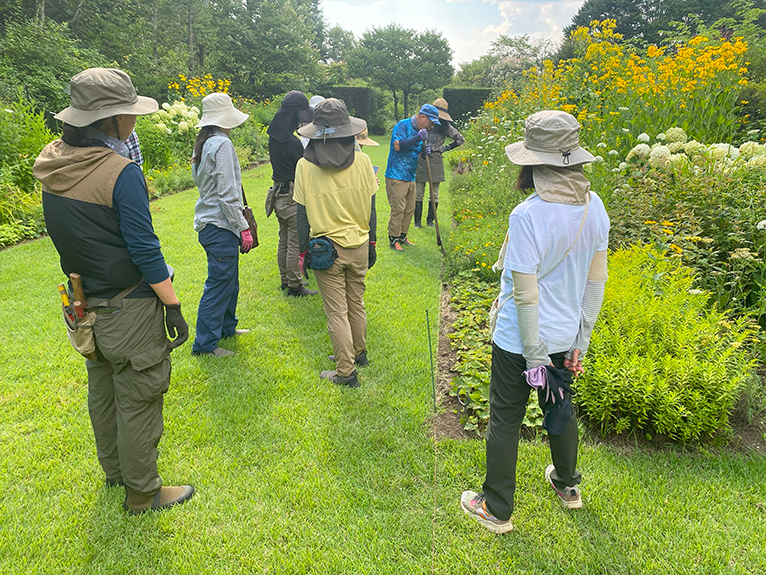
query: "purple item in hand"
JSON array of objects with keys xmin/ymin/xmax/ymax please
[{"xmin": 523, "ymin": 365, "xmax": 547, "ymax": 389}]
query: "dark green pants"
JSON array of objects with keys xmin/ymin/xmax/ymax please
[
  {"xmin": 483, "ymin": 344, "xmax": 581, "ymax": 521},
  {"xmin": 86, "ymin": 297, "xmax": 171, "ymax": 496}
]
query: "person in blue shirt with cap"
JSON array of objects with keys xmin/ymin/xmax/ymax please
[{"xmin": 384, "ymin": 104, "xmax": 440, "ymax": 251}]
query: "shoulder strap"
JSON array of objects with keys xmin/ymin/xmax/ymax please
[
  {"xmin": 537, "ymin": 192, "xmax": 590, "ymax": 281},
  {"xmin": 107, "ymin": 277, "xmax": 145, "ymax": 307}
]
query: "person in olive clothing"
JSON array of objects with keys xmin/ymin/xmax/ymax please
[{"xmin": 33, "ymin": 68, "xmax": 193, "ymax": 516}]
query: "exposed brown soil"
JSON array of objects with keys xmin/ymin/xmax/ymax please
[{"xmin": 433, "ymin": 283, "xmax": 766, "ymax": 456}]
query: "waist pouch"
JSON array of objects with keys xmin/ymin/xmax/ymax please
[
  {"xmin": 62, "ymin": 278, "xmax": 144, "ymax": 361},
  {"xmin": 308, "ymin": 236, "xmax": 337, "ymax": 270}
]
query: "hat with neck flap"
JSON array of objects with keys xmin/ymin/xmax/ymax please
[
  {"xmin": 505, "ymin": 110, "xmax": 595, "ymax": 205},
  {"xmin": 298, "ymin": 98, "xmax": 367, "ymax": 169}
]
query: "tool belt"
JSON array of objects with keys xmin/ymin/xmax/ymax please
[{"xmin": 62, "ymin": 278, "xmax": 144, "ymax": 361}]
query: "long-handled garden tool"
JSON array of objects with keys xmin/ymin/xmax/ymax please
[{"xmin": 424, "ymin": 154, "xmax": 444, "ymax": 254}]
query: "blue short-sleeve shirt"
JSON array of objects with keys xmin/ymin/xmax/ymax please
[{"xmin": 385, "ymin": 117, "xmax": 422, "ymax": 181}]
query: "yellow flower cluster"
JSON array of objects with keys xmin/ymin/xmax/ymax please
[{"xmin": 169, "ymin": 74, "xmax": 231, "ymax": 100}]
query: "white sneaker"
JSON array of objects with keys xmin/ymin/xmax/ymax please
[{"xmin": 460, "ymin": 490, "xmax": 513, "ymax": 534}]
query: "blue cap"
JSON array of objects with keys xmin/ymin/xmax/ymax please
[{"xmin": 419, "ymin": 104, "xmax": 441, "ymax": 125}]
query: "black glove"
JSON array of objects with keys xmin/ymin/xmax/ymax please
[
  {"xmin": 164, "ymin": 303, "xmax": 189, "ymax": 349},
  {"xmin": 544, "ymin": 365, "xmax": 575, "ymax": 404},
  {"xmin": 368, "ymin": 242, "xmax": 377, "ymax": 269}
]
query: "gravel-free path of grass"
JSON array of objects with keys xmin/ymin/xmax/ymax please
[{"xmin": 1, "ymin": 136, "xmax": 764, "ymax": 574}]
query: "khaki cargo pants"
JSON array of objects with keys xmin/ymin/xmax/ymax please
[
  {"xmin": 86, "ymin": 297, "xmax": 171, "ymax": 496},
  {"xmin": 314, "ymin": 243, "xmax": 368, "ymax": 377}
]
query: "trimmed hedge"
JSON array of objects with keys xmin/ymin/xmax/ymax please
[
  {"xmin": 329, "ymin": 86, "xmax": 376, "ymax": 121},
  {"xmin": 442, "ymin": 87, "xmax": 493, "ymax": 123}
]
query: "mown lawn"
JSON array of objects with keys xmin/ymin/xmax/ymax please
[{"xmin": 1, "ymin": 136, "xmax": 764, "ymax": 574}]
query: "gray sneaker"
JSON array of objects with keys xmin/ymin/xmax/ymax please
[
  {"xmin": 320, "ymin": 370, "xmax": 359, "ymax": 388},
  {"xmin": 545, "ymin": 465, "xmax": 582, "ymax": 509},
  {"xmin": 460, "ymin": 490, "xmax": 513, "ymax": 534},
  {"xmin": 192, "ymin": 347, "xmax": 235, "ymax": 358},
  {"xmin": 328, "ymin": 352, "xmax": 370, "ymax": 367}
]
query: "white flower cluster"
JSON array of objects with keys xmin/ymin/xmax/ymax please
[
  {"xmin": 622, "ymin": 126, "xmax": 766, "ymax": 174},
  {"xmin": 151, "ymin": 101, "xmax": 200, "ymax": 135}
]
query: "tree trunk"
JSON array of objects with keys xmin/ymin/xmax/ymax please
[
  {"xmin": 392, "ymin": 91, "xmax": 399, "ymax": 121},
  {"xmin": 37, "ymin": 0, "xmax": 45, "ymax": 24},
  {"xmin": 403, "ymin": 89, "xmax": 409, "ymax": 118},
  {"xmin": 187, "ymin": 4, "xmax": 195, "ymax": 72},
  {"xmin": 152, "ymin": 10, "xmax": 158, "ymax": 61}
]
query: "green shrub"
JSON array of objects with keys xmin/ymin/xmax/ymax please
[
  {"xmin": 0, "ymin": 97, "xmax": 54, "ymax": 193},
  {"xmin": 578, "ymin": 245, "xmax": 758, "ymax": 442},
  {"xmin": 442, "ymin": 87, "xmax": 494, "ymax": 123}
]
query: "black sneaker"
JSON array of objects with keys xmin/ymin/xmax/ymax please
[
  {"xmin": 287, "ymin": 286, "xmax": 319, "ymax": 297},
  {"xmin": 320, "ymin": 370, "xmax": 359, "ymax": 388}
]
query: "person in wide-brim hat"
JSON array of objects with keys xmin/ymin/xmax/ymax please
[
  {"xmin": 293, "ymin": 98, "xmax": 379, "ymax": 389},
  {"xmin": 432, "ymin": 97, "xmax": 454, "ymax": 123},
  {"xmin": 197, "ymin": 92, "xmax": 249, "ymax": 129},
  {"xmin": 460, "ymin": 108, "xmax": 609, "ymax": 534},
  {"xmin": 35, "ymin": 67, "xmax": 194, "ymax": 516},
  {"xmin": 355, "ymin": 129, "xmax": 379, "ymax": 147}
]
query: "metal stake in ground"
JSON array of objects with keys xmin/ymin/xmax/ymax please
[{"xmin": 424, "ymin": 155, "xmax": 443, "ymax": 252}]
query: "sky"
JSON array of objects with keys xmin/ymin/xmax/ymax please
[{"xmin": 321, "ymin": 0, "xmax": 587, "ymax": 70}]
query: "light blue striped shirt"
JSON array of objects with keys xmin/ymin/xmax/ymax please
[{"xmin": 193, "ymin": 130, "xmax": 248, "ymax": 235}]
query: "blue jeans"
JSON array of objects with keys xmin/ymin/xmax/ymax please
[{"xmin": 192, "ymin": 225, "xmax": 240, "ymax": 353}]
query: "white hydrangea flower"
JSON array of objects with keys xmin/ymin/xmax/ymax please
[
  {"xmin": 649, "ymin": 145, "xmax": 671, "ymax": 168},
  {"xmin": 656, "ymin": 133, "xmax": 666, "ymax": 142},
  {"xmin": 162, "ymin": 102, "xmax": 171, "ymax": 111},
  {"xmin": 622, "ymin": 128, "xmax": 630, "ymax": 133},
  {"xmin": 178, "ymin": 121, "xmax": 189, "ymax": 133},
  {"xmin": 619, "ymin": 161, "xmax": 629, "ymax": 170},
  {"xmin": 608, "ymin": 149, "xmax": 619, "ymax": 156},
  {"xmin": 748, "ymin": 155, "xmax": 766, "ymax": 169},
  {"xmin": 684, "ymin": 140, "xmax": 705, "ymax": 155},
  {"xmin": 664, "ymin": 127, "xmax": 688, "ymax": 144},
  {"xmin": 729, "ymin": 146, "xmax": 739, "ymax": 160},
  {"xmin": 166, "ymin": 128, "xmax": 172, "ymax": 135},
  {"xmin": 669, "ymin": 154, "xmax": 688, "ymax": 168},
  {"xmin": 626, "ymin": 143, "xmax": 651, "ymax": 161},
  {"xmin": 707, "ymin": 144, "xmax": 729, "ymax": 160},
  {"xmin": 667, "ymin": 142, "xmax": 684, "ymax": 153},
  {"xmin": 597, "ymin": 142, "xmax": 607, "ymax": 148},
  {"xmin": 155, "ymin": 122, "xmax": 168, "ymax": 132},
  {"xmin": 593, "ymin": 155, "xmax": 604, "ymax": 163},
  {"xmin": 618, "ymin": 106, "xmax": 629, "ymax": 111},
  {"xmin": 739, "ymin": 141, "xmax": 765, "ymax": 160},
  {"xmin": 757, "ymin": 220, "xmax": 766, "ymax": 230},
  {"xmin": 637, "ymin": 133, "xmax": 650, "ymax": 143}
]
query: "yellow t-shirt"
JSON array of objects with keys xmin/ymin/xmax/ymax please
[{"xmin": 293, "ymin": 152, "xmax": 378, "ymax": 249}]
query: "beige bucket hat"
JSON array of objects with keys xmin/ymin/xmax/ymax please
[
  {"xmin": 355, "ymin": 129, "xmax": 379, "ymax": 147},
  {"xmin": 505, "ymin": 110, "xmax": 595, "ymax": 167},
  {"xmin": 54, "ymin": 68, "xmax": 158, "ymax": 127},
  {"xmin": 297, "ymin": 98, "xmax": 367, "ymax": 140},
  {"xmin": 432, "ymin": 97, "xmax": 453, "ymax": 122},
  {"xmin": 197, "ymin": 93, "xmax": 249, "ymax": 129}
]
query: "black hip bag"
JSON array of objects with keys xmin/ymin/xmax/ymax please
[{"xmin": 308, "ymin": 236, "xmax": 337, "ymax": 270}]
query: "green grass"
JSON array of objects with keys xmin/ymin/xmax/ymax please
[{"xmin": 1, "ymin": 136, "xmax": 765, "ymax": 574}]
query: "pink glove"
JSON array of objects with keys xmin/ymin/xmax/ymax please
[
  {"xmin": 241, "ymin": 229, "xmax": 253, "ymax": 254},
  {"xmin": 298, "ymin": 250, "xmax": 309, "ymax": 278},
  {"xmin": 417, "ymin": 128, "xmax": 428, "ymax": 140}
]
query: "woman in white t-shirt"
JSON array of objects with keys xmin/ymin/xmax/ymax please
[{"xmin": 461, "ymin": 110, "xmax": 610, "ymax": 533}]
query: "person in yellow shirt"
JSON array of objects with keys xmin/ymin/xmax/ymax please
[{"xmin": 294, "ymin": 99, "xmax": 378, "ymax": 388}]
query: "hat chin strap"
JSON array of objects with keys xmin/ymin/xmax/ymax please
[{"xmin": 560, "ymin": 150, "xmax": 572, "ymax": 165}]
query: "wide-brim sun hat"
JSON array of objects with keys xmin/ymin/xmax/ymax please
[
  {"xmin": 297, "ymin": 98, "xmax": 367, "ymax": 140},
  {"xmin": 505, "ymin": 110, "xmax": 595, "ymax": 167},
  {"xmin": 432, "ymin": 98, "xmax": 453, "ymax": 122},
  {"xmin": 197, "ymin": 93, "xmax": 249, "ymax": 129},
  {"xmin": 355, "ymin": 129, "xmax": 379, "ymax": 146},
  {"xmin": 54, "ymin": 68, "xmax": 158, "ymax": 127}
]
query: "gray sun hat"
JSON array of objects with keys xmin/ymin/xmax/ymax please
[
  {"xmin": 54, "ymin": 68, "xmax": 158, "ymax": 127},
  {"xmin": 298, "ymin": 98, "xmax": 367, "ymax": 140},
  {"xmin": 197, "ymin": 93, "xmax": 249, "ymax": 129},
  {"xmin": 505, "ymin": 110, "xmax": 595, "ymax": 167}
]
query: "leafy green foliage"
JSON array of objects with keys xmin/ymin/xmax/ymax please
[{"xmin": 579, "ymin": 245, "xmax": 759, "ymax": 442}]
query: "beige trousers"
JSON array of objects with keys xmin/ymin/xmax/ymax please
[
  {"xmin": 314, "ymin": 243, "xmax": 368, "ymax": 377},
  {"xmin": 385, "ymin": 178, "xmax": 416, "ymax": 239}
]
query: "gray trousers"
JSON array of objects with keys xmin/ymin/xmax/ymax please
[
  {"xmin": 274, "ymin": 187, "xmax": 302, "ymax": 289},
  {"xmin": 86, "ymin": 297, "xmax": 171, "ymax": 496},
  {"xmin": 415, "ymin": 181, "xmax": 440, "ymax": 203}
]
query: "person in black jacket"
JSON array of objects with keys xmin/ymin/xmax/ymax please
[{"xmin": 265, "ymin": 91, "xmax": 319, "ymax": 297}]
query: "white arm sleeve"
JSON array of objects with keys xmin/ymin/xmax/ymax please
[
  {"xmin": 566, "ymin": 250, "xmax": 608, "ymax": 359},
  {"xmin": 512, "ymin": 271, "xmax": 551, "ymax": 368}
]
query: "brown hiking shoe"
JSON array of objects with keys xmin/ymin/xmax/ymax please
[{"xmin": 123, "ymin": 485, "xmax": 195, "ymax": 516}]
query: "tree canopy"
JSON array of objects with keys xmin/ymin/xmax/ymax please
[{"xmin": 348, "ymin": 24, "xmax": 453, "ymax": 119}]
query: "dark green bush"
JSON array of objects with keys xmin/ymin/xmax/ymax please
[{"xmin": 442, "ymin": 87, "xmax": 493, "ymax": 124}]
